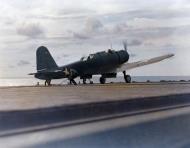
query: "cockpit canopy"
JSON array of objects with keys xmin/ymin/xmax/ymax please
[
  {"xmin": 80, "ymin": 56, "xmax": 88, "ymax": 61},
  {"xmin": 80, "ymin": 49, "xmax": 116, "ymax": 61},
  {"xmin": 80, "ymin": 54, "xmax": 95, "ymax": 61}
]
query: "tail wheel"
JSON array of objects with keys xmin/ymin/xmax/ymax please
[
  {"xmin": 100, "ymin": 77, "xmax": 106, "ymax": 84},
  {"xmin": 124, "ymin": 75, "xmax": 131, "ymax": 83}
]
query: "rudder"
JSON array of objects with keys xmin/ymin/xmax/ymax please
[{"xmin": 36, "ymin": 46, "xmax": 58, "ymax": 71}]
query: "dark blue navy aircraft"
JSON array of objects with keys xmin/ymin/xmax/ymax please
[{"xmin": 30, "ymin": 43, "xmax": 174, "ymax": 86}]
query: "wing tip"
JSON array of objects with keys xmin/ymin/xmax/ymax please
[{"xmin": 167, "ymin": 53, "xmax": 175, "ymax": 58}]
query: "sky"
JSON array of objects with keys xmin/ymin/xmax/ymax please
[{"xmin": 0, "ymin": 0, "xmax": 190, "ymax": 77}]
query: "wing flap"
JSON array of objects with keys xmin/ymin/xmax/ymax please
[{"xmin": 117, "ymin": 54, "xmax": 174, "ymax": 72}]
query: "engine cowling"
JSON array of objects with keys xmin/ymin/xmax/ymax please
[{"xmin": 117, "ymin": 50, "xmax": 129, "ymax": 64}]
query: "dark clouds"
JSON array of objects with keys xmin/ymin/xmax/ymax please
[
  {"xmin": 30, "ymin": 8, "xmax": 95, "ymax": 21},
  {"xmin": 102, "ymin": 8, "xmax": 190, "ymax": 22},
  {"xmin": 67, "ymin": 16, "xmax": 175, "ymax": 47},
  {"xmin": 126, "ymin": 27, "xmax": 175, "ymax": 39},
  {"xmin": 85, "ymin": 18, "xmax": 103, "ymax": 33},
  {"xmin": 56, "ymin": 54, "xmax": 69, "ymax": 60},
  {"xmin": 17, "ymin": 23, "xmax": 45, "ymax": 38},
  {"xmin": 17, "ymin": 60, "xmax": 30, "ymax": 66},
  {"xmin": 129, "ymin": 39, "xmax": 142, "ymax": 46},
  {"xmin": 14, "ymin": 6, "xmax": 190, "ymax": 50},
  {"xmin": 72, "ymin": 32, "xmax": 91, "ymax": 40},
  {"xmin": 130, "ymin": 53, "xmax": 136, "ymax": 57},
  {"xmin": 127, "ymin": 25, "xmax": 190, "ymax": 41},
  {"xmin": 68, "ymin": 18, "xmax": 103, "ymax": 40},
  {"xmin": 129, "ymin": 9, "xmax": 190, "ymax": 19}
]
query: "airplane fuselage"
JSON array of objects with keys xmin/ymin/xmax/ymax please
[{"xmin": 35, "ymin": 49, "xmax": 129, "ymax": 80}]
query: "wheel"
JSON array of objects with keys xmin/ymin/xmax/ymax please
[
  {"xmin": 100, "ymin": 77, "xmax": 106, "ymax": 84},
  {"xmin": 83, "ymin": 79, "xmax": 86, "ymax": 84},
  {"xmin": 124, "ymin": 75, "xmax": 131, "ymax": 83},
  {"xmin": 90, "ymin": 81, "xmax": 93, "ymax": 84}
]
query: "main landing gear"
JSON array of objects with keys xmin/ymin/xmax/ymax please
[
  {"xmin": 69, "ymin": 79, "xmax": 77, "ymax": 85},
  {"xmin": 45, "ymin": 79, "xmax": 51, "ymax": 86},
  {"xmin": 83, "ymin": 78, "xmax": 86, "ymax": 84},
  {"xmin": 100, "ymin": 77, "xmax": 106, "ymax": 84},
  {"xmin": 123, "ymin": 71, "xmax": 131, "ymax": 83}
]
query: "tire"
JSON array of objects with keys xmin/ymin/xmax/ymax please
[
  {"xmin": 100, "ymin": 77, "xmax": 106, "ymax": 84},
  {"xmin": 83, "ymin": 79, "xmax": 86, "ymax": 84},
  {"xmin": 124, "ymin": 75, "xmax": 131, "ymax": 83}
]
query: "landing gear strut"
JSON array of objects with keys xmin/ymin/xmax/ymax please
[
  {"xmin": 123, "ymin": 71, "xmax": 131, "ymax": 83},
  {"xmin": 69, "ymin": 79, "xmax": 77, "ymax": 85},
  {"xmin": 45, "ymin": 79, "xmax": 51, "ymax": 86},
  {"xmin": 100, "ymin": 77, "xmax": 106, "ymax": 84}
]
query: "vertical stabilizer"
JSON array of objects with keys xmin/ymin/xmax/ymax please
[{"xmin": 36, "ymin": 46, "xmax": 58, "ymax": 71}]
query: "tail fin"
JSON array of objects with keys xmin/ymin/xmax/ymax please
[{"xmin": 36, "ymin": 46, "xmax": 58, "ymax": 71}]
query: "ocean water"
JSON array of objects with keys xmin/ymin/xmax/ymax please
[{"xmin": 0, "ymin": 76, "xmax": 190, "ymax": 87}]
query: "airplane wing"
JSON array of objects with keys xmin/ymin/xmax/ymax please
[{"xmin": 116, "ymin": 54, "xmax": 174, "ymax": 72}]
